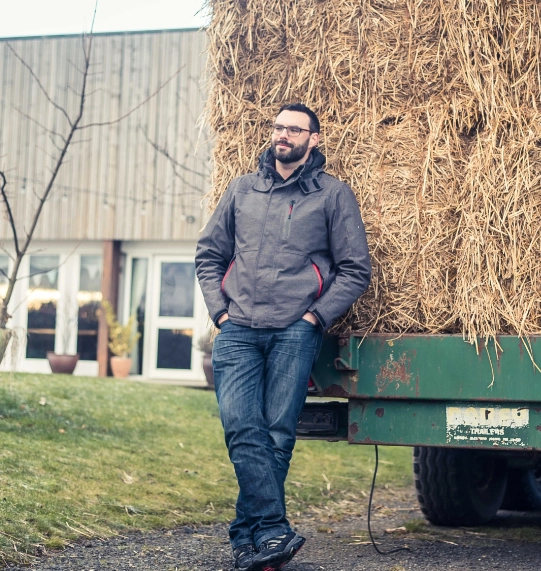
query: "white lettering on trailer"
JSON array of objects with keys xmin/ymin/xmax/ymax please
[{"xmin": 446, "ymin": 406, "xmax": 528, "ymax": 447}]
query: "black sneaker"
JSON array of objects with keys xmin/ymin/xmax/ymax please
[
  {"xmin": 252, "ymin": 532, "xmax": 305, "ymax": 571},
  {"xmin": 233, "ymin": 543, "xmax": 257, "ymax": 571}
]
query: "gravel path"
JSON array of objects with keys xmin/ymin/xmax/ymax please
[{"xmin": 7, "ymin": 488, "xmax": 541, "ymax": 570}]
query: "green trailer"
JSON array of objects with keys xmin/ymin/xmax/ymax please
[{"xmin": 297, "ymin": 334, "xmax": 541, "ymax": 526}]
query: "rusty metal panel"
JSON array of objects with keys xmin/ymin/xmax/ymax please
[
  {"xmin": 348, "ymin": 400, "xmax": 541, "ymax": 450},
  {"xmin": 313, "ymin": 334, "xmax": 541, "ymax": 403},
  {"xmin": 0, "ymin": 29, "xmax": 210, "ymax": 241}
]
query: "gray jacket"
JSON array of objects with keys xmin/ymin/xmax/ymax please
[{"xmin": 195, "ymin": 148, "xmax": 371, "ymax": 330}]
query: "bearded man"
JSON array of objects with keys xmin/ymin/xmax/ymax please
[{"xmin": 195, "ymin": 103, "xmax": 371, "ymax": 571}]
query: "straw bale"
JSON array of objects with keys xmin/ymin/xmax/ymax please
[{"xmin": 205, "ymin": 0, "xmax": 541, "ymax": 342}]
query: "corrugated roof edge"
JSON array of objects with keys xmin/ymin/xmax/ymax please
[{"xmin": 0, "ymin": 27, "xmax": 206, "ymax": 42}]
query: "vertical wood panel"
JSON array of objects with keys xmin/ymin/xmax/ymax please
[
  {"xmin": 121, "ymin": 33, "xmax": 140, "ymax": 240},
  {"xmin": 0, "ymin": 30, "xmax": 210, "ymax": 241}
]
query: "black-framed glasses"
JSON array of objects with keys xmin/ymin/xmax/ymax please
[{"xmin": 272, "ymin": 124, "xmax": 312, "ymax": 137}]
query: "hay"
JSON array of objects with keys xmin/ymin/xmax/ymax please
[{"xmin": 205, "ymin": 0, "xmax": 541, "ymax": 341}]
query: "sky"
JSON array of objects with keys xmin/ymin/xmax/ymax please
[{"xmin": 0, "ymin": 0, "xmax": 209, "ymax": 38}]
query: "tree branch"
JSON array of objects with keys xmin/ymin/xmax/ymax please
[
  {"xmin": 5, "ymin": 42, "xmax": 73, "ymax": 127},
  {"xmin": 78, "ymin": 65, "xmax": 185, "ymax": 129},
  {"xmin": 0, "ymin": 172, "xmax": 20, "ymax": 257},
  {"xmin": 14, "ymin": 107, "xmax": 67, "ymax": 144},
  {"xmin": 20, "ymin": 37, "xmax": 93, "ymax": 251},
  {"xmin": 0, "ymin": 246, "xmax": 15, "ymax": 262},
  {"xmin": 140, "ymin": 127, "xmax": 210, "ymax": 179}
]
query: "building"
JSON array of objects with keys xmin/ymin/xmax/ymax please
[{"xmin": 0, "ymin": 28, "xmax": 211, "ymax": 383}]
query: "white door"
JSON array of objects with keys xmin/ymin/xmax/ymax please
[{"xmin": 148, "ymin": 256, "xmax": 203, "ymax": 380}]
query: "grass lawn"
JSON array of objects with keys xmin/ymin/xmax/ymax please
[{"xmin": 0, "ymin": 373, "xmax": 412, "ymax": 564}]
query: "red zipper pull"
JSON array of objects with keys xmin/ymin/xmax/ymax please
[{"xmin": 288, "ymin": 200, "xmax": 296, "ymax": 219}]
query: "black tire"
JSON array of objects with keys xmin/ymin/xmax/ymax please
[
  {"xmin": 501, "ymin": 468, "xmax": 541, "ymax": 511},
  {"xmin": 413, "ymin": 446, "xmax": 507, "ymax": 526}
]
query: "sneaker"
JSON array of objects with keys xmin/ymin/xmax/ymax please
[
  {"xmin": 233, "ymin": 543, "xmax": 258, "ymax": 571},
  {"xmin": 253, "ymin": 532, "xmax": 305, "ymax": 571}
]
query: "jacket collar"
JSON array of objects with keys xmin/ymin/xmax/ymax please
[{"xmin": 253, "ymin": 148, "xmax": 326, "ymax": 193}]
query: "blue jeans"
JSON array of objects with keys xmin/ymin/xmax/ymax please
[{"xmin": 212, "ymin": 318, "xmax": 323, "ymax": 549}]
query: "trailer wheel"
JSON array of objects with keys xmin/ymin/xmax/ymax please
[
  {"xmin": 413, "ymin": 447, "xmax": 507, "ymax": 526},
  {"xmin": 501, "ymin": 468, "xmax": 541, "ymax": 511}
]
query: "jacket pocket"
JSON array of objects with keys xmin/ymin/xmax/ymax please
[
  {"xmin": 311, "ymin": 260, "xmax": 323, "ymax": 298},
  {"xmin": 221, "ymin": 256, "xmax": 236, "ymax": 294}
]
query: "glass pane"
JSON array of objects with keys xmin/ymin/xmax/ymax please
[
  {"xmin": 0, "ymin": 256, "xmax": 9, "ymax": 300},
  {"xmin": 159, "ymin": 262, "xmax": 195, "ymax": 317},
  {"xmin": 156, "ymin": 328, "xmax": 192, "ymax": 369},
  {"xmin": 77, "ymin": 256, "xmax": 103, "ymax": 361},
  {"xmin": 129, "ymin": 258, "xmax": 148, "ymax": 375},
  {"xmin": 27, "ymin": 255, "xmax": 59, "ymax": 359}
]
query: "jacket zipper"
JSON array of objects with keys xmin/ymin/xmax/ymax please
[
  {"xmin": 312, "ymin": 262, "xmax": 323, "ymax": 298},
  {"xmin": 288, "ymin": 200, "xmax": 296, "ymax": 219},
  {"xmin": 221, "ymin": 257, "xmax": 235, "ymax": 293},
  {"xmin": 283, "ymin": 200, "xmax": 296, "ymax": 239}
]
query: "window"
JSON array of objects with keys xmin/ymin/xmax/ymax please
[
  {"xmin": 159, "ymin": 262, "xmax": 195, "ymax": 317},
  {"xmin": 77, "ymin": 256, "xmax": 103, "ymax": 360},
  {"xmin": 156, "ymin": 328, "xmax": 193, "ymax": 369},
  {"xmin": 154, "ymin": 261, "xmax": 195, "ymax": 371},
  {"xmin": 27, "ymin": 256, "xmax": 59, "ymax": 359}
]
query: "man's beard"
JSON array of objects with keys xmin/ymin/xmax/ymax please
[{"xmin": 270, "ymin": 138, "xmax": 310, "ymax": 164}]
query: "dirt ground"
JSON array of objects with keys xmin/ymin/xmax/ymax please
[{"xmin": 7, "ymin": 486, "xmax": 541, "ymax": 570}]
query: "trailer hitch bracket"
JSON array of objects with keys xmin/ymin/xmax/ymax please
[{"xmin": 334, "ymin": 357, "xmax": 357, "ymax": 372}]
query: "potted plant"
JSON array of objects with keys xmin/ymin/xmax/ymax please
[
  {"xmin": 101, "ymin": 300, "xmax": 140, "ymax": 378},
  {"xmin": 47, "ymin": 294, "xmax": 79, "ymax": 375},
  {"xmin": 197, "ymin": 329, "xmax": 214, "ymax": 389}
]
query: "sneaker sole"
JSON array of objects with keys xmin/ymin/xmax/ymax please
[
  {"xmin": 267, "ymin": 545, "xmax": 304, "ymax": 571},
  {"xmin": 258, "ymin": 539, "xmax": 305, "ymax": 571},
  {"xmin": 235, "ymin": 559, "xmax": 258, "ymax": 571}
]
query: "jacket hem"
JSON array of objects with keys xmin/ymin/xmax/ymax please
[
  {"xmin": 213, "ymin": 309, "xmax": 229, "ymax": 328},
  {"xmin": 310, "ymin": 308, "xmax": 327, "ymax": 329}
]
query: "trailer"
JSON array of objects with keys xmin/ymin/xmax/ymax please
[{"xmin": 297, "ymin": 334, "xmax": 541, "ymax": 526}]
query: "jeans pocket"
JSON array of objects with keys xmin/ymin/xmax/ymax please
[
  {"xmin": 220, "ymin": 319, "xmax": 234, "ymax": 329},
  {"xmin": 300, "ymin": 318, "xmax": 317, "ymax": 327}
]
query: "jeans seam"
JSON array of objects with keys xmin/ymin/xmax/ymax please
[{"xmin": 231, "ymin": 539, "xmax": 256, "ymax": 550}]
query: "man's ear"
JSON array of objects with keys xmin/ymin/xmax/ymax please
[{"xmin": 309, "ymin": 132, "xmax": 320, "ymax": 150}]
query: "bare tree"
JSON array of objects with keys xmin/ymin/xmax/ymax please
[
  {"xmin": 0, "ymin": 20, "xmax": 96, "ymax": 330},
  {"xmin": 0, "ymin": 9, "xmax": 184, "ymax": 335}
]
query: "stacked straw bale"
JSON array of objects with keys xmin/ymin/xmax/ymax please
[{"xmin": 205, "ymin": 0, "xmax": 541, "ymax": 341}]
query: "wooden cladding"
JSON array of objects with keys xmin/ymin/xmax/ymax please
[{"xmin": 0, "ymin": 29, "xmax": 210, "ymax": 241}]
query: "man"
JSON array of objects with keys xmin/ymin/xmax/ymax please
[{"xmin": 195, "ymin": 103, "xmax": 371, "ymax": 571}]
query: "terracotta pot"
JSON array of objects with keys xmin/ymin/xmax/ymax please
[
  {"xmin": 110, "ymin": 356, "xmax": 132, "ymax": 378},
  {"xmin": 47, "ymin": 352, "xmax": 79, "ymax": 375},
  {"xmin": 203, "ymin": 353, "xmax": 214, "ymax": 389}
]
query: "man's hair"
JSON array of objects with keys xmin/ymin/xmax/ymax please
[{"xmin": 277, "ymin": 103, "xmax": 320, "ymax": 133}]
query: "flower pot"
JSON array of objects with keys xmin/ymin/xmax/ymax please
[
  {"xmin": 110, "ymin": 356, "xmax": 132, "ymax": 378},
  {"xmin": 46, "ymin": 352, "xmax": 79, "ymax": 375},
  {"xmin": 203, "ymin": 353, "xmax": 214, "ymax": 389}
]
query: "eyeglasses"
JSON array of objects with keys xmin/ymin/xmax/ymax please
[{"xmin": 271, "ymin": 124, "xmax": 313, "ymax": 137}]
